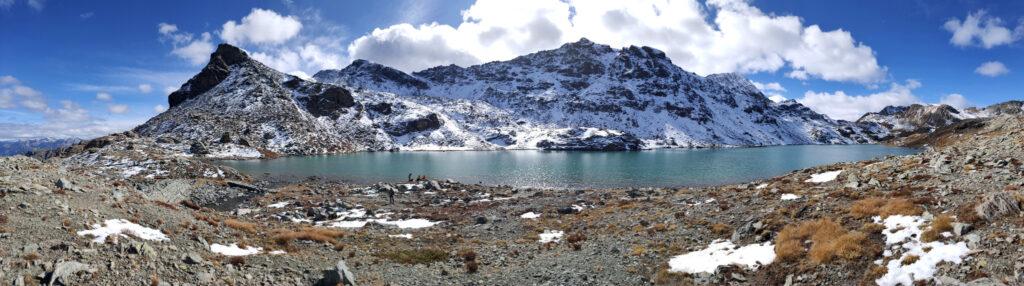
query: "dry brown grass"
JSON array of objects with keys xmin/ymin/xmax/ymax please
[
  {"xmin": 710, "ymin": 223, "xmax": 731, "ymax": 237},
  {"xmin": 224, "ymin": 219, "xmax": 258, "ymax": 234},
  {"xmin": 22, "ymin": 252, "xmax": 40, "ymax": 261},
  {"xmin": 775, "ymin": 219, "xmax": 876, "ymax": 264},
  {"xmin": 271, "ymin": 227, "xmax": 345, "ymax": 247},
  {"xmin": 850, "ymin": 198, "xmax": 921, "ymax": 218},
  {"xmin": 901, "ymin": 255, "xmax": 920, "ymax": 265},
  {"xmin": 0, "ymin": 213, "xmax": 7, "ymax": 224},
  {"xmin": 921, "ymin": 214, "xmax": 954, "ymax": 242}
]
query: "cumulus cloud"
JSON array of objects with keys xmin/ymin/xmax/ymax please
[
  {"xmin": 154, "ymin": 104, "xmax": 167, "ymax": 113},
  {"xmin": 752, "ymin": 81, "xmax": 787, "ymax": 102},
  {"xmin": 346, "ymin": 0, "xmax": 886, "ymax": 83},
  {"xmin": 0, "ymin": 78, "xmax": 47, "ymax": 112},
  {"xmin": 137, "ymin": 84, "xmax": 153, "ymax": 93},
  {"xmin": 95, "ymin": 92, "xmax": 112, "ymax": 101},
  {"xmin": 940, "ymin": 93, "xmax": 971, "ymax": 111},
  {"xmin": 158, "ymin": 9, "xmax": 344, "ymax": 77},
  {"xmin": 107, "ymin": 104, "xmax": 129, "ymax": 114},
  {"xmin": 975, "ymin": 61, "xmax": 1009, "ymax": 77},
  {"xmin": 943, "ymin": 10, "xmax": 1024, "ymax": 49},
  {"xmin": 798, "ymin": 80, "xmax": 923, "ymax": 121},
  {"xmin": 221, "ymin": 8, "xmax": 302, "ymax": 45},
  {"xmin": 158, "ymin": 23, "xmax": 215, "ymax": 65},
  {"xmin": 0, "ymin": 76, "xmax": 135, "ymax": 139},
  {"xmin": 163, "ymin": 86, "xmax": 177, "ymax": 95}
]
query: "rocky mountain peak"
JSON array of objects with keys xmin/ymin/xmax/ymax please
[{"xmin": 168, "ymin": 43, "xmax": 255, "ymax": 108}]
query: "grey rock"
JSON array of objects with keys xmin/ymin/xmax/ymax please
[
  {"xmin": 48, "ymin": 261, "xmax": 96, "ymax": 286},
  {"xmin": 184, "ymin": 253, "xmax": 205, "ymax": 265},
  {"xmin": 953, "ymin": 223, "xmax": 972, "ymax": 236},
  {"xmin": 975, "ymin": 192, "xmax": 1021, "ymax": 220},
  {"xmin": 317, "ymin": 260, "xmax": 357, "ymax": 286}
]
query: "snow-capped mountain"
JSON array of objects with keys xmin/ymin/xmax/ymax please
[
  {"xmin": 857, "ymin": 101, "xmax": 1023, "ymax": 134},
  {"xmin": 316, "ymin": 38, "xmax": 884, "ymax": 149},
  {"xmin": 0, "ymin": 137, "xmax": 80, "ymax": 156},
  {"xmin": 135, "ymin": 40, "xmax": 890, "ymax": 156}
]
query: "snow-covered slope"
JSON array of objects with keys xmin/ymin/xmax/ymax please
[
  {"xmin": 857, "ymin": 101, "xmax": 1023, "ymax": 134},
  {"xmin": 316, "ymin": 38, "xmax": 884, "ymax": 149}
]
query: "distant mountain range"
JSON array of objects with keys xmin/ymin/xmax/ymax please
[
  {"xmin": 0, "ymin": 138, "xmax": 80, "ymax": 156},
  {"xmin": 857, "ymin": 101, "xmax": 1023, "ymax": 135},
  {"xmin": 133, "ymin": 39, "xmax": 899, "ymax": 155}
]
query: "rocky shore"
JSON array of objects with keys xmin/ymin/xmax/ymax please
[{"xmin": 2, "ymin": 115, "xmax": 1024, "ymax": 285}]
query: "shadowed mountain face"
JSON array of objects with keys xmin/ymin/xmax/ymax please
[{"xmin": 136, "ymin": 40, "xmax": 893, "ymax": 155}]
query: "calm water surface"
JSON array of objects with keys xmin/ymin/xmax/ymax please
[{"xmin": 219, "ymin": 145, "xmax": 919, "ymax": 189}]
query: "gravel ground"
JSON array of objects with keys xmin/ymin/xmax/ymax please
[{"xmin": 1, "ymin": 115, "xmax": 1024, "ymax": 285}]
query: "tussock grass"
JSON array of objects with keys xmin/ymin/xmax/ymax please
[
  {"xmin": 850, "ymin": 197, "xmax": 921, "ymax": 218},
  {"xmin": 775, "ymin": 219, "xmax": 876, "ymax": 264},
  {"xmin": 223, "ymin": 219, "xmax": 258, "ymax": 234},
  {"xmin": 270, "ymin": 227, "xmax": 345, "ymax": 247},
  {"xmin": 921, "ymin": 214, "xmax": 954, "ymax": 242}
]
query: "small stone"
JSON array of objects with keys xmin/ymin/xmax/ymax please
[
  {"xmin": 184, "ymin": 253, "xmax": 206, "ymax": 265},
  {"xmin": 730, "ymin": 273, "xmax": 747, "ymax": 282}
]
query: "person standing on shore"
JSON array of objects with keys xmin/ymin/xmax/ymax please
[{"xmin": 386, "ymin": 187, "xmax": 395, "ymax": 204}]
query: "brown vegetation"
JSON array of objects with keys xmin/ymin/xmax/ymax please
[
  {"xmin": 224, "ymin": 219, "xmax": 258, "ymax": 234},
  {"xmin": 775, "ymin": 219, "xmax": 877, "ymax": 264},
  {"xmin": 270, "ymin": 227, "xmax": 345, "ymax": 247},
  {"xmin": 849, "ymin": 198, "xmax": 921, "ymax": 218},
  {"xmin": 920, "ymin": 214, "xmax": 954, "ymax": 242}
]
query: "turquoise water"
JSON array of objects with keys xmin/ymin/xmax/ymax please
[{"xmin": 219, "ymin": 145, "xmax": 919, "ymax": 189}]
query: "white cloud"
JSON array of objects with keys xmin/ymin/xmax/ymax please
[
  {"xmin": 95, "ymin": 92, "xmax": 112, "ymax": 101},
  {"xmin": 0, "ymin": 81, "xmax": 48, "ymax": 112},
  {"xmin": 158, "ymin": 23, "xmax": 178, "ymax": 35},
  {"xmin": 26, "ymin": 0, "xmax": 42, "ymax": 11},
  {"xmin": 171, "ymin": 32, "xmax": 215, "ymax": 65},
  {"xmin": 159, "ymin": 10, "xmax": 344, "ymax": 76},
  {"xmin": 163, "ymin": 86, "xmax": 177, "ymax": 95},
  {"xmin": 158, "ymin": 23, "xmax": 215, "ymax": 65},
  {"xmin": 798, "ymin": 80, "xmax": 923, "ymax": 121},
  {"xmin": 0, "ymin": 0, "xmax": 13, "ymax": 9},
  {"xmin": 107, "ymin": 104, "xmax": 129, "ymax": 114},
  {"xmin": 0, "ymin": 75, "xmax": 18, "ymax": 85},
  {"xmin": 943, "ymin": 10, "xmax": 1024, "ymax": 49},
  {"xmin": 751, "ymin": 81, "xmax": 787, "ymax": 102},
  {"xmin": 137, "ymin": 83, "xmax": 153, "ymax": 93},
  {"xmin": 975, "ymin": 61, "xmax": 1009, "ymax": 77},
  {"xmin": 347, "ymin": 0, "xmax": 886, "ymax": 83},
  {"xmin": 80, "ymin": 12, "xmax": 94, "ymax": 19},
  {"xmin": 0, "ymin": 77, "xmax": 136, "ymax": 139},
  {"xmin": 939, "ymin": 93, "xmax": 971, "ymax": 111},
  {"xmin": 154, "ymin": 104, "xmax": 167, "ymax": 113},
  {"xmin": 221, "ymin": 8, "xmax": 303, "ymax": 45}
]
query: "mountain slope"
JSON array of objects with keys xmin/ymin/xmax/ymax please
[
  {"xmin": 0, "ymin": 137, "xmax": 80, "ymax": 156},
  {"xmin": 857, "ymin": 101, "xmax": 1023, "ymax": 136},
  {"xmin": 316, "ymin": 38, "xmax": 884, "ymax": 149}
]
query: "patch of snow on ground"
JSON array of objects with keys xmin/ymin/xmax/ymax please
[
  {"xmin": 668, "ymin": 240, "xmax": 776, "ymax": 274},
  {"xmin": 376, "ymin": 218, "xmax": 439, "ymax": 229},
  {"xmin": 538, "ymin": 230, "xmax": 564, "ymax": 243},
  {"xmin": 780, "ymin": 194, "xmax": 800, "ymax": 201},
  {"xmin": 389, "ymin": 234, "xmax": 413, "ymax": 239},
  {"xmin": 520, "ymin": 212, "xmax": 541, "ymax": 219},
  {"xmin": 268, "ymin": 201, "xmax": 290, "ymax": 208},
  {"xmin": 210, "ymin": 243, "xmax": 262, "ymax": 256},
  {"xmin": 269, "ymin": 250, "xmax": 287, "ymax": 255},
  {"xmin": 874, "ymin": 215, "xmax": 972, "ymax": 286},
  {"xmin": 77, "ymin": 219, "xmax": 169, "ymax": 243},
  {"xmin": 324, "ymin": 220, "xmax": 369, "ymax": 228},
  {"xmin": 755, "ymin": 183, "xmax": 768, "ymax": 189},
  {"xmin": 805, "ymin": 170, "xmax": 842, "ymax": 183}
]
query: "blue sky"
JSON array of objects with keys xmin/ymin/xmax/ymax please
[{"xmin": 0, "ymin": 0, "xmax": 1021, "ymax": 139}]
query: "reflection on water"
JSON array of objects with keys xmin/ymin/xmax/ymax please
[{"xmin": 219, "ymin": 145, "xmax": 919, "ymax": 189}]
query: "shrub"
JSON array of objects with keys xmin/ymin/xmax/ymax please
[
  {"xmin": 850, "ymin": 198, "xmax": 921, "ymax": 218},
  {"xmin": 774, "ymin": 219, "xmax": 876, "ymax": 264},
  {"xmin": 465, "ymin": 260, "xmax": 479, "ymax": 273},
  {"xmin": 224, "ymin": 219, "xmax": 258, "ymax": 234},
  {"xmin": 710, "ymin": 223, "xmax": 731, "ymax": 236},
  {"xmin": 227, "ymin": 256, "xmax": 246, "ymax": 266},
  {"xmin": 271, "ymin": 227, "xmax": 345, "ymax": 246},
  {"xmin": 901, "ymin": 255, "xmax": 919, "ymax": 265},
  {"xmin": 378, "ymin": 248, "xmax": 449, "ymax": 264},
  {"xmin": 920, "ymin": 214, "xmax": 954, "ymax": 242}
]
